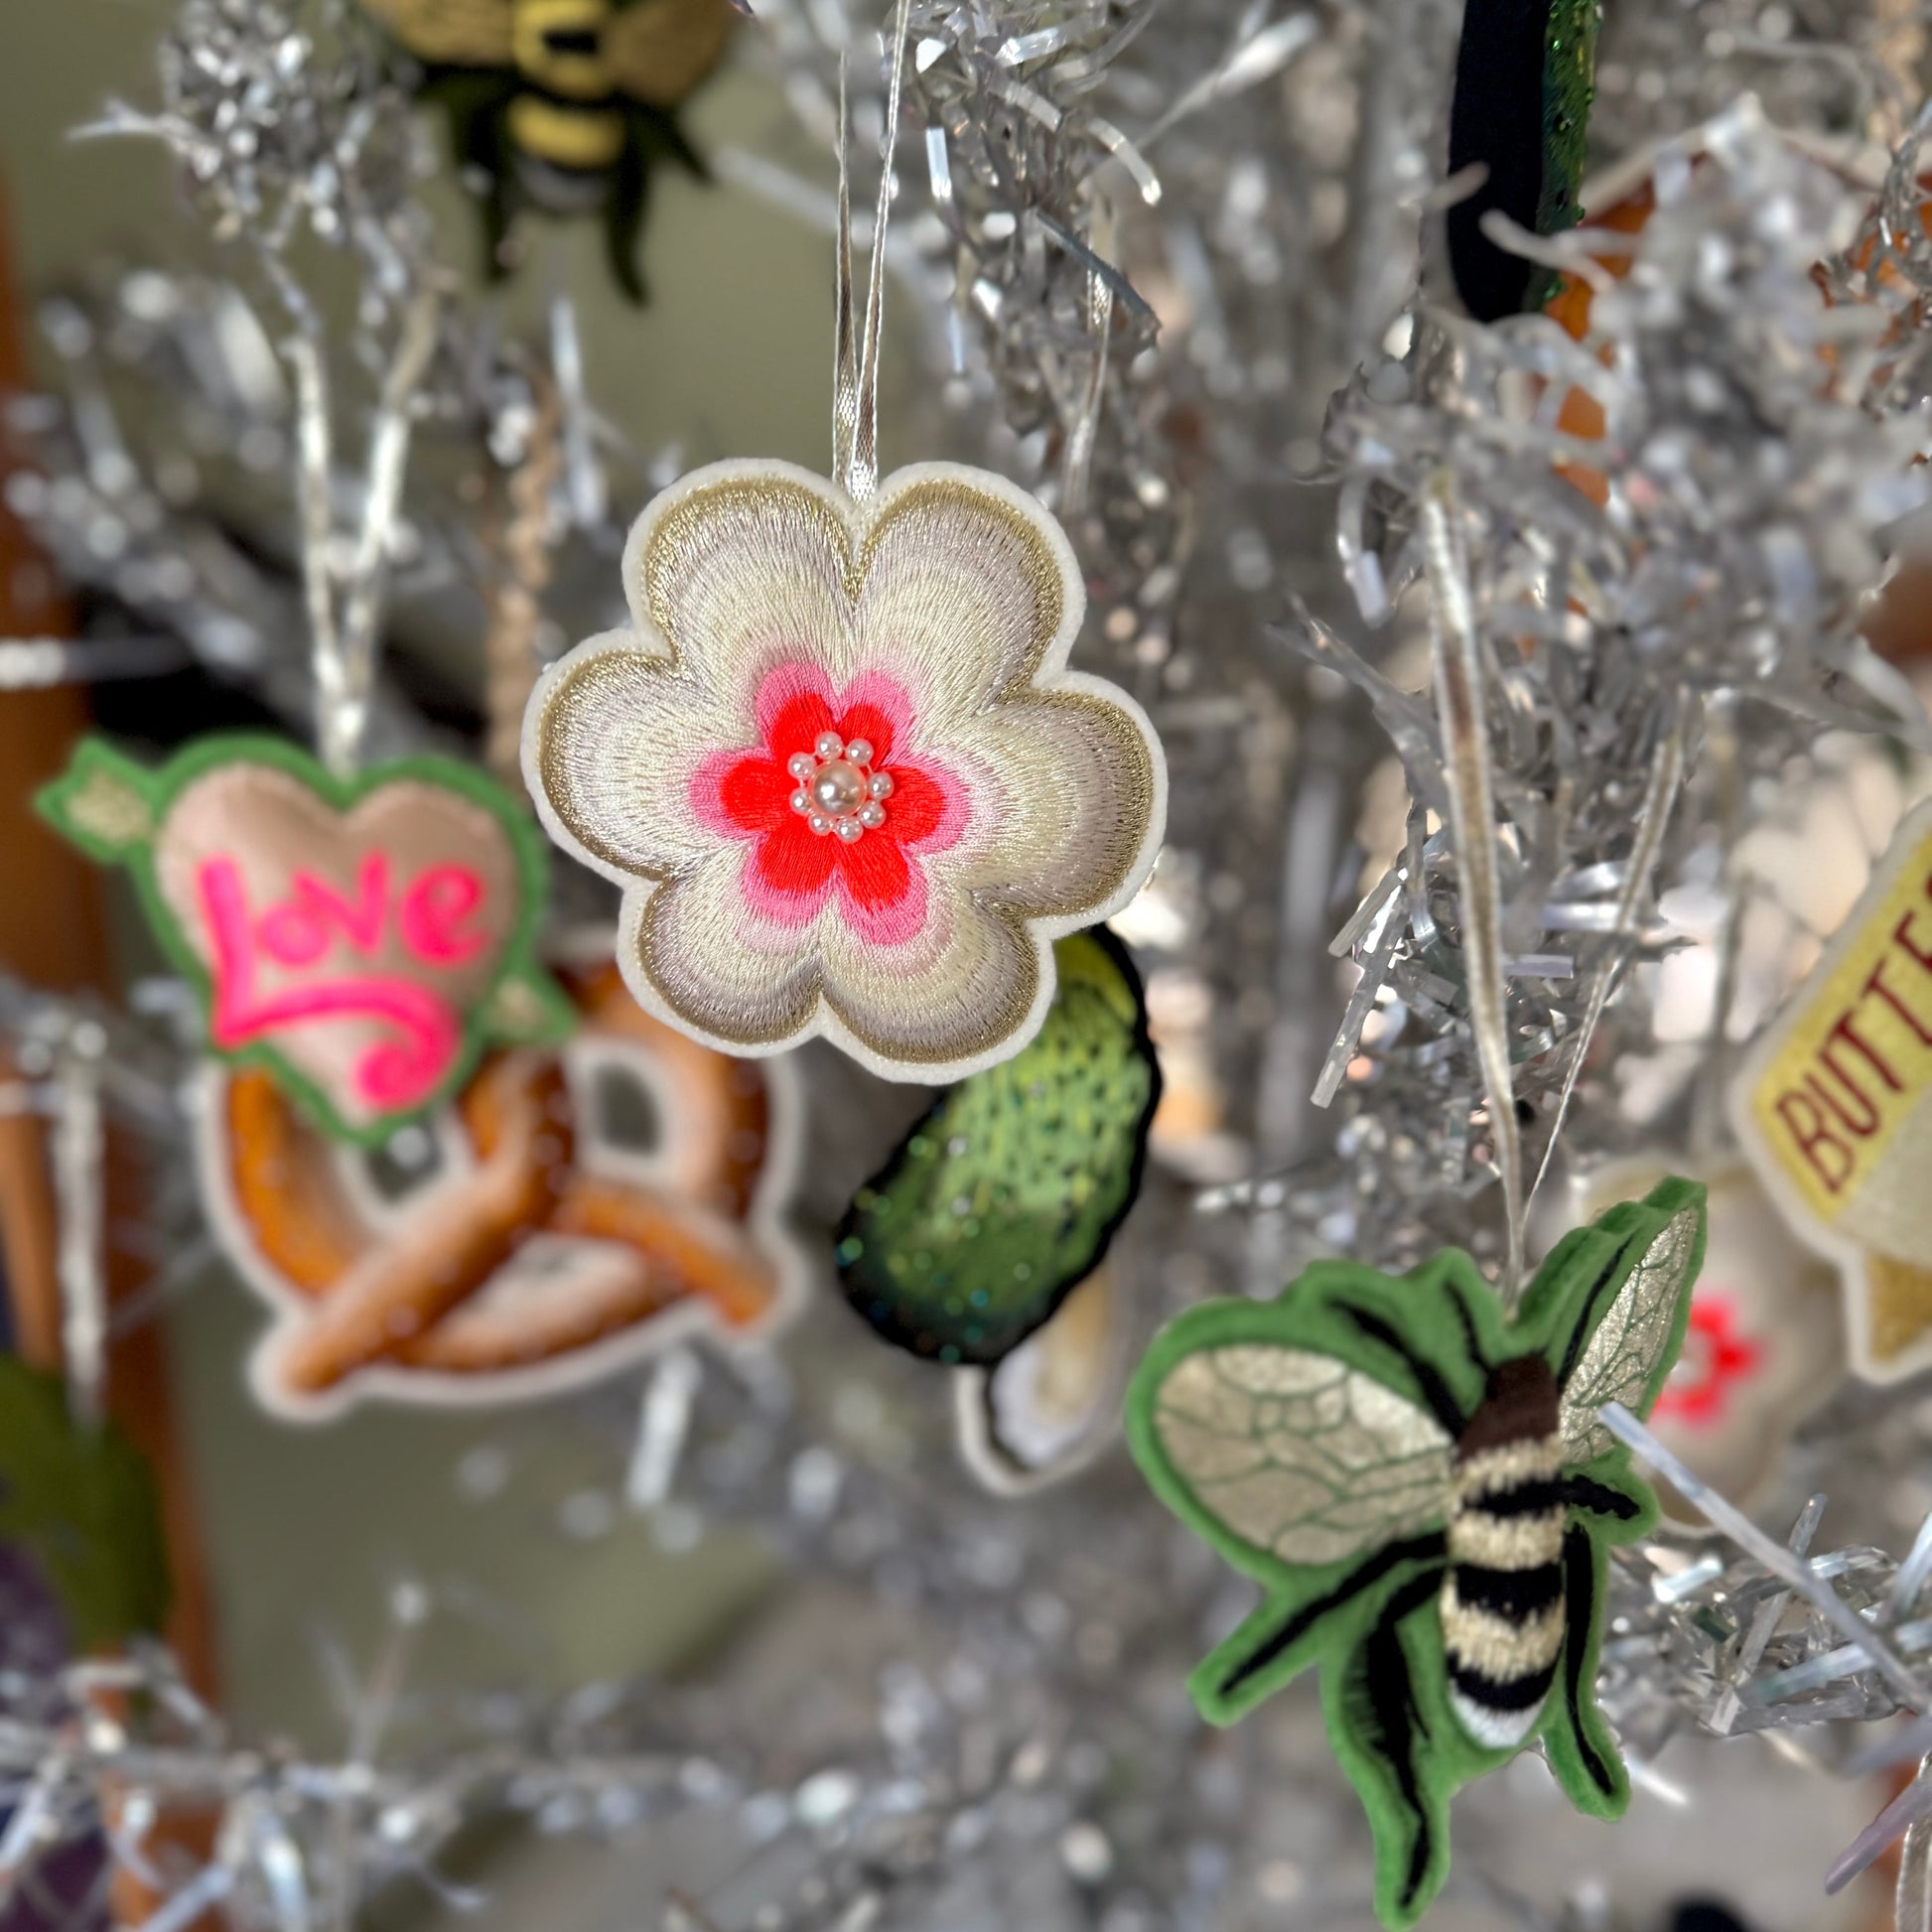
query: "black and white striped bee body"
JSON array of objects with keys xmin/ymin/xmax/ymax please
[{"xmin": 1442, "ymin": 1354, "xmax": 1567, "ymax": 1747}]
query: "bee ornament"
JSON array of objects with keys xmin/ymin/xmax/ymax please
[
  {"xmin": 359, "ymin": 0, "xmax": 738, "ymax": 298},
  {"xmin": 1126, "ymin": 1177, "xmax": 1707, "ymax": 1930}
]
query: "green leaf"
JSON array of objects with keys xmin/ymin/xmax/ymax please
[
  {"xmin": 0, "ymin": 1357, "xmax": 171, "ymax": 1650},
  {"xmin": 34, "ymin": 739, "xmax": 156, "ymax": 861},
  {"xmin": 836, "ymin": 926, "xmax": 1161, "ymax": 1367},
  {"xmin": 483, "ymin": 968, "xmax": 575, "ymax": 1044}
]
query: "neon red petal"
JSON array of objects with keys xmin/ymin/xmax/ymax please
[
  {"xmin": 718, "ymin": 755, "xmax": 796, "ymax": 834},
  {"xmin": 835, "ymin": 700, "xmax": 897, "ymax": 765},
  {"xmin": 880, "ymin": 762, "xmax": 945, "ymax": 845},
  {"xmin": 766, "ymin": 692, "xmax": 838, "ymax": 760},
  {"xmin": 834, "ymin": 827, "xmax": 912, "ymax": 911},
  {"xmin": 754, "ymin": 812, "xmax": 837, "ymax": 899}
]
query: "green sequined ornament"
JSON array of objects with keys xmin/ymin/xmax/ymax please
[
  {"xmin": 836, "ymin": 926, "xmax": 1161, "ymax": 1366},
  {"xmin": 1447, "ymin": 0, "xmax": 1602, "ymax": 319}
]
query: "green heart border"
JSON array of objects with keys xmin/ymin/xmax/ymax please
[{"xmin": 37, "ymin": 731, "xmax": 574, "ymax": 1147}]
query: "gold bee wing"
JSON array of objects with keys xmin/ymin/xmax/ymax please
[
  {"xmin": 1148, "ymin": 1345, "xmax": 1454, "ymax": 1567},
  {"xmin": 603, "ymin": 0, "xmax": 737, "ymax": 108},
  {"xmin": 1558, "ymin": 1196, "xmax": 1704, "ymax": 1464},
  {"xmin": 360, "ymin": 0, "xmax": 516, "ymax": 67}
]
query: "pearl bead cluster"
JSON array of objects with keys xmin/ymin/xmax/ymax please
[{"xmin": 788, "ymin": 732, "xmax": 894, "ymax": 843}]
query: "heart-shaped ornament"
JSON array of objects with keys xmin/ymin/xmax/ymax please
[{"xmin": 40, "ymin": 734, "xmax": 571, "ymax": 1143}]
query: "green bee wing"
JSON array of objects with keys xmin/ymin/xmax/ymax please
[
  {"xmin": 0, "ymin": 1357, "xmax": 171, "ymax": 1650},
  {"xmin": 836, "ymin": 926, "xmax": 1160, "ymax": 1367},
  {"xmin": 1126, "ymin": 1250, "xmax": 1504, "ymax": 1712},
  {"xmin": 1145, "ymin": 1343, "xmax": 1453, "ymax": 1570},
  {"xmin": 1536, "ymin": 1175, "xmax": 1709, "ymax": 1463}
]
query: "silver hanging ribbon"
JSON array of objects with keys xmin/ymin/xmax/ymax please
[
  {"xmin": 1421, "ymin": 471, "xmax": 1525, "ymax": 1306},
  {"xmin": 1528, "ymin": 707, "xmax": 1688, "ymax": 1207},
  {"xmin": 833, "ymin": 0, "xmax": 913, "ymax": 502},
  {"xmin": 1900, "ymin": 1759, "xmax": 1932, "ymax": 1932},
  {"xmin": 289, "ymin": 286, "xmax": 442, "ymax": 779},
  {"xmin": 1059, "ymin": 196, "xmax": 1116, "ymax": 519},
  {"xmin": 832, "ymin": 59, "xmax": 859, "ymax": 492},
  {"xmin": 51, "ymin": 1019, "xmax": 109, "ymax": 1429}
]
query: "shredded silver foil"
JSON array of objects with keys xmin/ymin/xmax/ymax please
[
  {"xmin": 8, "ymin": 0, "xmax": 1932, "ymax": 1926},
  {"xmin": 1260, "ymin": 101, "xmax": 1932, "ymax": 1279}
]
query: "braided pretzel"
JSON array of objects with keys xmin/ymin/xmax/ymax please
[{"xmin": 200, "ymin": 961, "xmax": 804, "ymax": 1418}]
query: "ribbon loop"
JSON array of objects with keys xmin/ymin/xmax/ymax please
[{"xmin": 833, "ymin": 0, "xmax": 911, "ymax": 502}]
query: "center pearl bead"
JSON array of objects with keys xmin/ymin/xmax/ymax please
[{"xmin": 811, "ymin": 759, "xmax": 869, "ymax": 816}]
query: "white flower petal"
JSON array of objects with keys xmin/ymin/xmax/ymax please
[
  {"xmin": 526, "ymin": 638, "xmax": 744, "ymax": 881},
  {"xmin": 630, "ymin": 460, "xmax": 861, "ymax": 710},
  {"xmin": 944, "ymin": 685, "xmax": 1164, "ymax": 919},
  {"xmin": 627, "ymin": 847, "xmax": 830, "ymax": 1050},
  {"xmin": 819, "ymin": 876, "xmax": 1042, "ymax": 1073},
  {"xmin": 853, "ymin": 466, "xmax": 1081, "ymax": 740}
]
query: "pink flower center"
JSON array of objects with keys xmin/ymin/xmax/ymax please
[
  {"xmin": 686, "ymin": 664, "xmax": 971, "ymax": 949},
  {"xmin": 784, "ymin": 731, "xmax": 897, "ymax": 844}
]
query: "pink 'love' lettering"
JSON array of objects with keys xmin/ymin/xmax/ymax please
[{"xmin": 196, "ymin": 851, "xmax": 491, "ymax": 1113}]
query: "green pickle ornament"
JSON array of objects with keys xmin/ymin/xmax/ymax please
[
  {"xmin": 1127, "ymin": 1177, "xmax": 1707, "ymax": 1929},
  {"xmin": 836, "ymin": 926, "xmax": 1161, "ymax": 1366},
  {"xmin": 1447, "ymin": 0, "xmax": 1602, "ymax": 320}
]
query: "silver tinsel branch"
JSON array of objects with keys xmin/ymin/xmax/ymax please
[
  {"xmin": 78, "ymin": 0, "xmax": 432, "ymax": 333},
  {"xmin": 8, "ymin": 0, "xmax": 1932, "ymax": 1927},
  {"xmin": 1256, "ymin": 101, "xmax": 1932, "ymax": 1278}
]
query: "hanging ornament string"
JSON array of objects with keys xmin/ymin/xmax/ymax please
[
  {"xmin": 483, "ymin": 372, "xmax": 564, "ymax": 792},
  {"xmin": 285, "ymin": 286, "xmax": 442, "ymax": 778},
  {"xmin": 548, "ymin": 281, "xmax": 609, "ymax": 535},
  {"xmin": 1421, "ymin": 469, "xmax": 1525, "ymax": 1305},
  {"xmin": 833, "ymin": 0, "xmax": 913, "ymax": 504},
  {"xmin": 49, "ymin": 1016, "xmax": 108, "ymax": 1429}
]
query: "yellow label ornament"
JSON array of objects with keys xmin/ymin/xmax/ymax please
[{"xmin": 1732, "ymin": 797, "xmax": 1932, "ymax": 1382}]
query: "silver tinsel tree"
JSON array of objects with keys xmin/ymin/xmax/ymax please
[{"xmin": 5, "ymin": 0, "xmax": 1932, "ymax": 1928}]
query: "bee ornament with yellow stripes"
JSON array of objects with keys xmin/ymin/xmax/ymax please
[
  {"xmin": 358, "ymin": 0, "xmax": 738, "ymax": 299},
  {"xmin": 1126, "ymin": 1177, "xmax": 1707, "ymax": 1930}
]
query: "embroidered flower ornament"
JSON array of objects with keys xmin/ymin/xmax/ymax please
[{"xmin": 524, "ymin": 459, "xmax": 1167, "ymax": 1079}]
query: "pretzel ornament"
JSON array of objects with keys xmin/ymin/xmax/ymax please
[{"xmin": 201, "ymin": 960, "xmax": 806, "ymax": 1419}]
